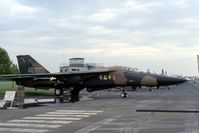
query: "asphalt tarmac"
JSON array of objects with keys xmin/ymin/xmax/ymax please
[{"xmin": 0, "ymin": 81, "xmax": 199, "ymax": 133}]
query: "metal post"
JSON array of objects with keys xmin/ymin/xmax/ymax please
[{"xmin": 16, "ymin": 86, "xmax": 25, "ymax": 109}]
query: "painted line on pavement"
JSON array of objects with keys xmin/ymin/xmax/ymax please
[
  {"xmin": 47, "ymin": 112, "xmax": 98, "ymax": 115},
  {"xmin": 0, "ymin": 123, "xmax": 61, "ymax": 128},
  {"xmin": 9, "ymin": 119, "xmax": 72, "ymax": 124},
  {"xmin": 36, "ymin": 114, "xmax": 91, "ymax": 117},
  {"xmin": 0, "ymin": 128, "xmax": 48, "ymax": 133},
  {"xmin": 56, "ymin": 110, "xmax": 103, "ymax": 113},
  {"xmin": 74, "ymin": 119, "xmax": 115, "ymax": 133},
  {"xmin": 23, "ymin": 117, "xmax": 82, "ymax": 120}
]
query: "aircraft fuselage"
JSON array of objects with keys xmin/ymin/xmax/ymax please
[{"xmin": 15, "ymin": 66, "xmax": 187, "ymax": 91}]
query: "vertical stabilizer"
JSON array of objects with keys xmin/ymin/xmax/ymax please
[{"xmin": 17, "ymin": 55, "xmax": 50, "ymax": 74}]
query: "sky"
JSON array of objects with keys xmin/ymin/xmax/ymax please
[{"xmin": 0, "ymin": 0, "xmax": 199, "ymax": 76}]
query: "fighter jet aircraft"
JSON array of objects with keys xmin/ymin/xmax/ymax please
[{"xmin": 0, "ymin": 55, "xmax": 187, "ymax": 102}]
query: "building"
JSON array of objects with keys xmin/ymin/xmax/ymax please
[{"xmin": 60, "ymin": 58, "xmax": 104, "ymax": 72}]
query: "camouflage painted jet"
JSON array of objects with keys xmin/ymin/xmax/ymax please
[{"xmin": 0, "ymin": 55, "xmax": 187, "ymax": 102}]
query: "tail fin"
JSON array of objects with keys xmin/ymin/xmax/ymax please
[
  {"xmin": 17, "ymin": 55, "xmax": 50, "ymax": 74},
  {"xmin": 197, "ymin": 55, "xmax": 199, "ymax": 74}
]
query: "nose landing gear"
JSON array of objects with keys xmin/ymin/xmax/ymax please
[{"xmin": 121, "ymin": 88, "xmax": 128, "ymax": 98}]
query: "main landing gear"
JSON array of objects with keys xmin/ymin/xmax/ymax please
[
  {"xmin": 54, "ymin": 87, "xmax": 82, "ymax": 103},
  {"xmin": 70, "ymin": 88, "xmax": 81, "ymax": 103},
  {"xmin": 54, "ymin": 88, "xmax": 63, "ymax": 96},
  {"xmin": 121, "ymin": 88, "xmax": 128, "ymax": 98}
]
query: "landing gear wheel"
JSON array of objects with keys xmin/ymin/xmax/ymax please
[
  {"xmin": 149, "ymin": 88, "xmax": 152, "ymax": 92},
  {"xmin": 120, "ymin": 87, "xmax": 128, "ymax": 98},
  {"xmin": 121, "ymin": 92, "xmax": 128, "ymax": 98},
  {"xmin": 54, "ymin": 88, "xmax": 63, "ymax": 96}
]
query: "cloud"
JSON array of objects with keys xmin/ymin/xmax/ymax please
[
  {"xmin": 123, "ymin": 1, "xmax": 162, "ymax": 12},
  {"xmin": 172, "ymin": 0, "xmax": 188, "ymax": 6},
  {"xmin": 89, "ymin": 9, "xmax": 116, "ymax": 22},
  {"xmin": 33, "ymin": 42, "xmax": 197, "ymax": 60},
  {"xmin": 173, "ymin": 18, "xmax": 199, "ymax": 28},
  {"xmin": 0, "ymin": 0, "xmax": 39, "ymax": 19},
  {"xmin": 87, "ymin": 26, "xmax": 114, "ymax": 34},
  {"xmin": 0, "ymin": 0, "xmax": 199, "ymax": 75}
]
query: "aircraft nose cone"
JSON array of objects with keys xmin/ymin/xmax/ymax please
[
  {"xmin": 179, "ymin": 78, "xmax": 188, "ymax": 83},
  {"xmin": 157, "ymin": 75, "xmax": 187, "ymax": 86},
  {"xmin": 174, "ymin": 77, "xmax": 188, "ymax": 83}
]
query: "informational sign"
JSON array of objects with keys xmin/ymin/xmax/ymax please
[{"xmin": 4, "ymin": 91, "xmax": 16, "ymax": 101}]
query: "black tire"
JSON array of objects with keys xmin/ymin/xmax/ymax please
[
  {"xmin": 121, "ymin": 93, "xmax": 125, "ymax": 98},
  {"xmin": 121, "ymin": 93, "xmax": 128, "ymax": 98},
  {"xmin": 54, "ymin": 88, "xmax": 63, "ymax": 96}
]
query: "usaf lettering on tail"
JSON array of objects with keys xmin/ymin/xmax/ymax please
[{"xmin": 0, "ymin": 55, "xmax": 187, "ymax": 102}]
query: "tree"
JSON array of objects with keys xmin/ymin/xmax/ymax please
[{"xmin": 0, "ymin": 47, "xmax": 19, "ymax": 74}]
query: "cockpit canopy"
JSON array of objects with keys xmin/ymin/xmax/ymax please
[{"xmin": 122, "ymin": 67, "xmax": 143, "ymax": 72}]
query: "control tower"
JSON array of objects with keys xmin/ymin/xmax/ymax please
[
  {"xmin": 69, "ymin": 58, "xmax": 85, "ymax": 67},
  {"xmin": 60, "ymin": 57, "xmax": 104, "ymax": 73}
]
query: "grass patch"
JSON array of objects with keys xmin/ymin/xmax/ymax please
[{"xmin": 0, "ymin": 81, "xmax": 54, "ymax": 99}]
